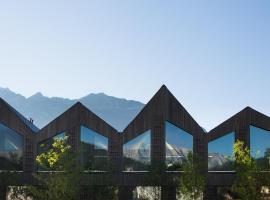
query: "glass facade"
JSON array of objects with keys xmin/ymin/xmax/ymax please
[
  {"xmin": 80, "ymin": 126, "xmax": 108, "ymax": 171},
  {"xmin": 38, "ymin": 131, "xmax": 66, "ymax": 154},
  {"xmin": 37, "ymin": 131, "xmax": 66, "ymax": 170},
  {"xmin": 250, "ymin": 126, "xmax": 270, "ymax": 170},
  {"xmin": 0, "ymin": 123, "xmax": 23, "ymax": 170},
  {"xmin": 133, "ymin": 186, "xmax": 161, "ymax": 200},
  {"xmin": 165, "ymin": 121, "xmax": 193, "ymax": 170},
  {"xmin": 123, "ymin": 130, "xmax": 151, "ymax": 171},
  {"xmin": 208, "ymin": 132, "xmax": 235, "ymax": 171}
]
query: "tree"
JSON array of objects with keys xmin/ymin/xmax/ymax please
[
  {"xmin": 264, "ymin": 148, "xmax": 270, "ymax": 166},
  {"xmin": 0, "ymin": 152, "xmax": 22, "ymax": 200},
  {"xmin": 176, "ymin": 152, "xmax": 205, "ymax": 200},
  {"xmin": 85, "ymin": 185, "xmax": 118, "ymax": 200},
  {"xmin": 142, "ymin": 161, "xmax": 166, "ymax": 200},
  {"xmin": 232, "ymin": 140, "xmax": 270, "ymax": 200},
  {"xmin": 10, "ymin": 136, "xmax": 81, "ymax": 200}
]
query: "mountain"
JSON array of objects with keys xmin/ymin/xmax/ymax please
[
  {"xmin": 0, "ymin": 87, "xmax": 144, "ymax": 131},
  {"xmin": 208, "ymin": 153, "xmax": 234, "ymax": 171}
]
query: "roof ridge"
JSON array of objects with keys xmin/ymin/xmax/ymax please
[{"xmin": 0, "ymin": 98, "xmax": 39, "ymax": 132}]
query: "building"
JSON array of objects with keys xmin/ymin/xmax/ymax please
[{"xmin": 0, "ymin": 85, "xmax": 269, "ymax": 200}]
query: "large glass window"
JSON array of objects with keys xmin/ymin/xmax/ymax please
[
  {"xmin": 123, "ymin": 130, "xmax": 151, "ymax": 171},
  {"xmin": 208, "ymin": 132, "xmax": 235, "ymax": 171},
  {"xmin": 250, "ymin": 126, "xmax": 270, "ymax": 170},
  {"xmin": 133, "ymin": 186, "xmax": 161, "ymax": 200},
  {"xmin": 0, "ymin": 124, "xmax": 23, "ymax": 170},
  {"xmin": 38, "ymin": 131, "xmax": 66, "ymax": 154},
  {"xmin": 80, "ymin": 126, "xmax": 108, "ymax": 171},
  {"xmin": 37, "ymin": 131, "xmax": 66, "ymax": 171},
  {"xmin": 166, "ymin": 121, "xmax": 193, "ymax": 170}
]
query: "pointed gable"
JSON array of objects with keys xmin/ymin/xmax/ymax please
[
  {"xmin": 208, "ymin": 107, "xmax": 270, "ymax": 142},
  {"xmin": 123, "ymin": 85, "xmax": 205, "ymax": 142},
  {"xmin": 0, "ymin": 97, "xmax": 39, "ymax": 135}
]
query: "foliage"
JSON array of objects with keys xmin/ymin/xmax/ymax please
[
  {"xmin": 134, "ymin": 186, "xmax": 161, "ymax": 200},
  {"xmin": 264, "ymin": 148, "xmax": 270, "ymax": 167},
  {"xmin": 84, "ymin": 185, "xmax": 118, "ymax": 200},
  {"xmin": 0, "ymin": 152, "xmax": 22, "ymax": 198},
  {"xmin": 176, "ymin": 152, "xmax": 205, "ymax": 200},
  {"xmin": 10, "ymin": 136, "xmax": 81, "ymax": 200},
  {"xmin": 81, "ymin": 157, "xmax": 118, "ymax": 200},
  {"xmin": 141, "ymin": 161, "xmax": 166, "ymax": 200},
  {"xmin": 232, "ymin": 140, "xmax": 270, "ymax": 200}
]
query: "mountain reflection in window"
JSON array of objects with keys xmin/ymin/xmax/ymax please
[
  {"xmin": 250, "ymin": 126, "xmax": 270, "ymax": 170},
  {"xmin": 123, "ymin": 130, "xmax": 151, "ymax": 171},
  {"xmin": 208, "ymin": 132, "xmax": 235, "ymax": 171},
  {"xmin": 0, "ymin": 123, "xmax": 23, "ymax": 170},
  {"xmin": 165, "ymin": 121, "xmax": 193, "ymax": 170},
  {"xmin": 80, "ymin": 126, "xmax": 108, "ymax": 171}
]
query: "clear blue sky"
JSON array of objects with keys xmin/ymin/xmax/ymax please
[{"xmin": 0, "ymin": 1, "xmax": 269, "ymax": 131}]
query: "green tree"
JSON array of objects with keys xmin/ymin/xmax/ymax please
[
  {"xmin": 0, "ymin": 152, "xmax": 22, "ymax": 200},
  {"xmin": 265, "ymin": 148, "xmax": 270, "ymax": 166},
  {"xmin": 176, "ymin": 152, "xmax": 205, "ymax": 200},
  {"xmin": 80, "ymin": 155, "xmax": 118, "ymax": 200},
  {"xmin": 232, "ymin": 140, "xmax": 270, "ymax": 200},
  {"xmin": 143, "ymin": 161, "xmax": 166, "ymax": 200},
  {"xmin": 11, "ymin": 136, "xmax": 81, "ymax": 200},
  {"xmin": 85, "ymin": 185, "xmax": 118, "ymax": 200}
]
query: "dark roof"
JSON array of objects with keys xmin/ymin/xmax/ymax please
[{"xmin": 0, "ymin": 98, "xmax": 39, "ymax": 133}]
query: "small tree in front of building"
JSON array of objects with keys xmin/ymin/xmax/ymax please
[
  {"xmin": 232, "ymin": 140, "xmax": 270, "ymax": 200},
  {"xmin": 176, "ymin": 152, "xmax": 205, "ymax": 200},
  {"xmin": 10, "ymin": 136, "xmax": 81, "ymax": 200},
  {"xmin": 265, "ymin": 148, "xmax": 270, "ymax": 166}
]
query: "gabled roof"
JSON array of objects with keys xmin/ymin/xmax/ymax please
[
  {"xmin": 208, "ymin": 106, "xmax": 270, "ymax": 141},
  {"xmin": 122, "ymin": 85, "xmax": 205, "ymax": 142},
  {"xmin": 36, "ymin": 101, "xmax": 118, "ymax": 142},
  {"xmin": 0, "ymin": 97, "xmax": 39, "ymax": 133}
]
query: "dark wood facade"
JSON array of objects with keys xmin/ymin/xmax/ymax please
[
  {"xmin": 206, "ymin": 107, "xmax": 270, "ymax": 200},
  {"xmin": 0, "ymin": 98, "xmax": 38, "ymax": 200},
  {"xmin": 0, "ymin": 86, "xmax": 269, "ymax": 200},
  {"xmin": 0, "ymin": 98, "xmax": 38, "ymax": 172}
]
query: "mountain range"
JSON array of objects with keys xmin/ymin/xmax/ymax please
[{"xmin": 0, "ymin": 87, "xmax": 145, "ymax": 131}]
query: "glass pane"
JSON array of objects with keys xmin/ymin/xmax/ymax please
[
  {"xmin": 37, "ymin": 131, "xmax": 66, "ymax": 170},
  {"xmin": 80, "ymin": 126, "xmax": 108, "ymax": 171},
  {"xmin": 0, "ymin": 124, "xmax": 23, "ymax": 170},
  {"xmin": 165, "ymin": 121, "xmax": 193, "ymax": 170},
  {"xmin": 123, "ymin": 130, "xmax": 151, "ymax": 171},
  {"xmin": 38, "ymin": 131, "xmax": 66, "ymax": 154},
  {"xmin": 250, "ymin": 126, "xmax": 270, "ymax": 170},
  {"xmin": 53, "ymin": 132, "xmax": 66, "ymax": 140},
  {"xmin": 133, "ymin": 186, "xmax": 161, "ymax": 200},
  {"xmin": 208, "ymin": 132, "xmax": 235, "ymax": 171}
]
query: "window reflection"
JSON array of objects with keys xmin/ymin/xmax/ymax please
[
  {"xmin": 37, "ymin": 131, "xmax": 66, "ymax": 170},
  {"xmin": 208, "ymin": 132, "xmax": 235, "ymax": 171},
  {"xmin": 80, "ymin": 126, "xmax": 108, "ymax": 171},
  {"xmin": 133, "ymin": 186, "xmax": 161, "ymax": 200},
  {"xmin": 165, "ymin": 121, "xmax": 193, "ymax": 170},
  {"xmin": 250, "ymin": 126, "xmax": 270, "ymax": 170},
  {"xmin": 123, "ymin": 130, "xmax": 151, "ymax": 171},
  {"xmin": 0, "ymin": 123, "xmax": 23, "ymax": 170},
  {"xmin": 38, "ymin": 131, "xmax": 66, "ymax": 154}
]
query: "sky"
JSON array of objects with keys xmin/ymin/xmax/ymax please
[{"xmin": 0, "ymin": 1, "xmax": 269, "ymax": 131}]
